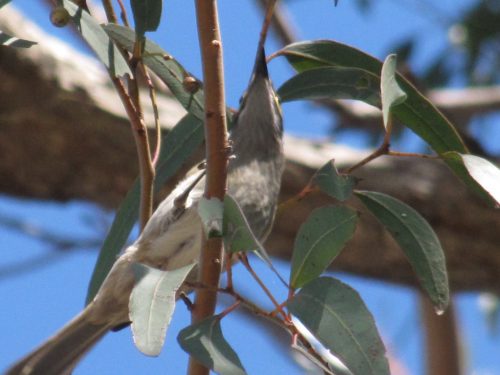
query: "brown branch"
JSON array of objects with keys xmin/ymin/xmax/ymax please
[
  {"xmin": 111, "ymin": 76, "xmax": 155, "ymax": 230},
  {"xmin": 96, "ymin": 1, "xmax": 155, "ymax": 230},
  {"xmin": 188, "ymin": 1, "xmax": 229, "ymax": 374},
  {"xmin": 421, "ymin": 295, "xmax": 463, "ymax": 375},
  {"xmin": 100, "ymin": 0, "xmax": 118, "ymax": 24}
]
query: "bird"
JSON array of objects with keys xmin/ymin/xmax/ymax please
[{"xmin": 6, "ymin": 46, "xmax": 284, "ymax": 375}]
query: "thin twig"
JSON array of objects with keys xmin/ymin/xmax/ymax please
[
  {"xmin": 239, "ymin": 254, "xmax": 289, "ymax": 321},
  {"xmin": 111, "ymin": 77, "xmax": 155, "ymax": 230},
  {"xmin": 139, "ymin": 62, "xmax": 163, "ymax": 166},
  {"xmin": 100, "ymin": 0, "xmax": 118, "ymax": 24},
  {"xmin": 116, "ymin": 0, "xmax": 130, "ymax": 26}
]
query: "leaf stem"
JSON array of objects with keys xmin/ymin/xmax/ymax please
[{"xmin": 239, "ymin": 254, "xmax": 289, "ymax": 321}]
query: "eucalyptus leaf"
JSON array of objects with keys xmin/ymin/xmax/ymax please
[
  {"xmin": 131, "ymin": 0, "xmax": 162, "ymax": 37},
  {"xmin": 178, "ymin": 316, "xmax": 246, "ymax": 375},
  {"xmin": 278, "ymin": 66, "xmax": 380, "ymax": 107},
  {"xmin": 130, "ymin": 263, "xmax": 195, "ymax": 356},
  {"xmin": 223, "ymin": 194, "xmax": 261, "ymax": 253},
  {"xmin": 290, "ymin": 205, "xmax": 358, "ymax": 289},
  {"xmin": 312, "ymin": 160, "xmax": 358, "ymax": 201},
  {"xmin": 0, "ymin": 0, "xmax": 11, "ymax": 9},
  {"xmin": 275, "ymin": 40, "xmax": 467, "ymax": 155},
  {"xmin": 104, "ymin": 24, "xmax": 205, "ymax": 120},
  {"xmin": 288, "ymin": 277, "xmax": 390, "ymax": 375},
  {"xmin": 61, "ymin": 0, "xmax": 130, "ymax": 77},
  {"xmin": 0, "ymin": 31, "xmax": 36, "ymax": 48},
  {"xmin": 223, "ymin": 195, "xmax": 287, "ymax": 286},
  {"xmin": 380, "ymin": 54, "xmax": 407, "ymax": 129},
  {"xmin": 355, "ymin": 191, "xmax": 449, "ymax": 312},
  {"xmin": 442, "ymin": 152, "xmax": 500, "ymax": 207},
  {"xmin": 86, "ymin": 114, "xmax": 204, "ymax": 303},
  {"xmin": 198, "ymin": 197, "xmax": 224, "ymax": 238}
]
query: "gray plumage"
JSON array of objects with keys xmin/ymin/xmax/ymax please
[{"xmin": 6, "ymin": 47, "xmax": 284, "ymax": 375}]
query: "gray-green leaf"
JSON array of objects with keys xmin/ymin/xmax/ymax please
[
  {"xmin": 61, "ymin": 0, "xmax": 130, "ymax": 77},
  {"xmin": 355, "ymin": 190, "xmax": 449, "ymax": 312},
  {"xmin": 442, "ymin": 152, "xmax": 500, "ymax": 208},
  {"xmin": 278, "ymin": 66, "xmax": 380, "ymax": 107},
  {"xmin": 290, "ymin": 206, "xmax": 358, "ymax": 289},
  {"xmin": 287, "ymin": 277, "xmax": 390, "ymax": 375},
  {"xmin": 0, "ymin": 30, "xmax": 36, "ymax": 48},
  {"xmin": 223, "ymin": 194, "xmax": 261, "ymax": 253},
  {"xmin": 131, "ymin": 0, "xmax": 162, "ymax": 37},
  {"xmin": 275, "ymin": 40, "xmax": 467, "ymax": 155},
  {"xmin": 380, "ymin": 54, "xmax": 407, "ymax": 129},
  {"xmin": 0, "ymin": 0, "xmax": 11, "ymax": 9},
  {"xmin": 313, "ymin": 160, "xmax": 358, "ymax": 201},
  {"xmin": 178, "ymin": 316, "xmax": 246, "ymax": 375},
  {"xmin": 130, "ymin": 262, "xmax": 195, "ymax": 356},
  {"xmin": 104, "ymin": 24, "xmax": 205, "ymax": 120}
]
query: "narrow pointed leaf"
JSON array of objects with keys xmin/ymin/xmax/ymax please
[
  {"xmin": 380, "ymin": 54, "xmax": 407, "ymax": 129},
  {"xmin": 278, "ymin": 66, "xmax": 380, "ymax": 107},
  {"xmin": 223, "ymin": 194, "xmax": 288, "ymax": 286},
  {"xmin": 223, "ymin": 194, "xmax": 261, "ymax": 253},
  {"xmin": 131, "ymin": 0, "xmax": 162, "ymax": 37},
  {"xmin": 288, "ymin": 277, "xmax": 390, "ymax": 375},
  {"xmin": 0, "ymin": 31, "xmax": 36, "ymax": 48},
  {"xmin": 86, "ymin": 114, "xmax": 204, "ymax": 303},
  {"xmin": 61, "ymin": 0, "xmax": 130, "ymax": 77},
  {"xmin": 442, "ymin": 152, "xmax": 500, "ymax": 208},
  {"xmin": 290, "ymin": 206, "xmax": 358, "ymax": 289},
  {"xmin": 355, "ymin": 191, "xmax": 449, "ymax": 311},
  {"xmin": 275, "ymin": 40, "xmax": 467, "ymax": 155},
  {"xmin": 0, "ymin": 0, "xmax": 11, "ymax": 9},
  {"xmin": 178, "ymin": 316, "xmax": 247, "ymax": 375},
  {"xmin": 130, "ymin": 263, "xmax": 195, "ymax": 356},
  {"xmin": 313, "ymin": 160, "xmax": 358, "ymax": 201},
  {"xmin": 105, "ymin": 24, "xmax": 205, "ymax": 120}
]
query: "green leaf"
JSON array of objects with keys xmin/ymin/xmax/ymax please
[
  {"xmin": 131, "ymin": 0, "xmax": 162, "ymax": 37},
  {"xmin": 278, "ymin": 66, "xmax": 380, "ymax": 107},
  {"xmin": 312, "ymin": 160, "xmax": 358, "ymax": 201},
  {"xmin": 290, "ymin": 206, "xmax": 358, "ymax": 289},
  {"xmin": 287, "ymin": 277, "xmax": 390, "ymax": 375},
  {"xmin": 198, "ymin": 197, "xmax": 224, "ymax": 238},
  {"xmin": 380, "ymin": 54, "xmax": 407, "ymax": 129},
  {"xmin": 275, "ymin": 40, "xmax": 467, "ymax": 155},
  {"xmin": 86, "ymin": 114, "xmax": 204, "ymax": 303},
  {"xmin": 0, "ymin": 0, "xmax": 12, "ymax": 9},
  {"xmin": 223, "ymin": 194, "xmax": 261, "ymax": 253},
  {"xmin": 178, "ymin": 316, "xmax": 247, "ymax": 375},
  {"xmin": 61, "ymin": 0, "xmax": 130, "ymax": 77},
  {"xmin": 0, "ymin": 30, "xmax": 36, "ymax": 48},
  {"xmin": 223, "ymin": 194, "xmax": 288, "ymax": 286},
  {"xmin": 130, "ymin": 263, "xmax": 195, "ymax": 356},
  {"xmin": 442, "ymin": 152, "xmax": 500, "ymax": 208},
  {"xmin": 104, "ymin": 24, "xmax": 205, "ymax": 120},
  {"xmin": 355, "ymin": 191, "xmax": 449, "ymax": 312}
]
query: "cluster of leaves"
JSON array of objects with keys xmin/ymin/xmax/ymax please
[{"xmin": 5, "ymin": 0, "xmax": 499, "ymax": 374}]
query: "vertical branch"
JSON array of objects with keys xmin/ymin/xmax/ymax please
[
  {"xmin": 188, "ymin": 1, "xmax": 229, "ymax": 375},
  {"xmin": 97, "ymin": 0, "xmax": 154, "ymax": 230},
  {"xmin": 420, "ymin": 294, "xmax": 463, "ymax": 375}
]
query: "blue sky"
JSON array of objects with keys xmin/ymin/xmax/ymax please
[{"xmin": 1, "ymin": 0, "xmax": 499, "ymax": 374}]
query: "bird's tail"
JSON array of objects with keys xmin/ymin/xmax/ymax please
[{"xmin": 6, "ymin": 307, "xmax": 110, "ymax": 375}]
